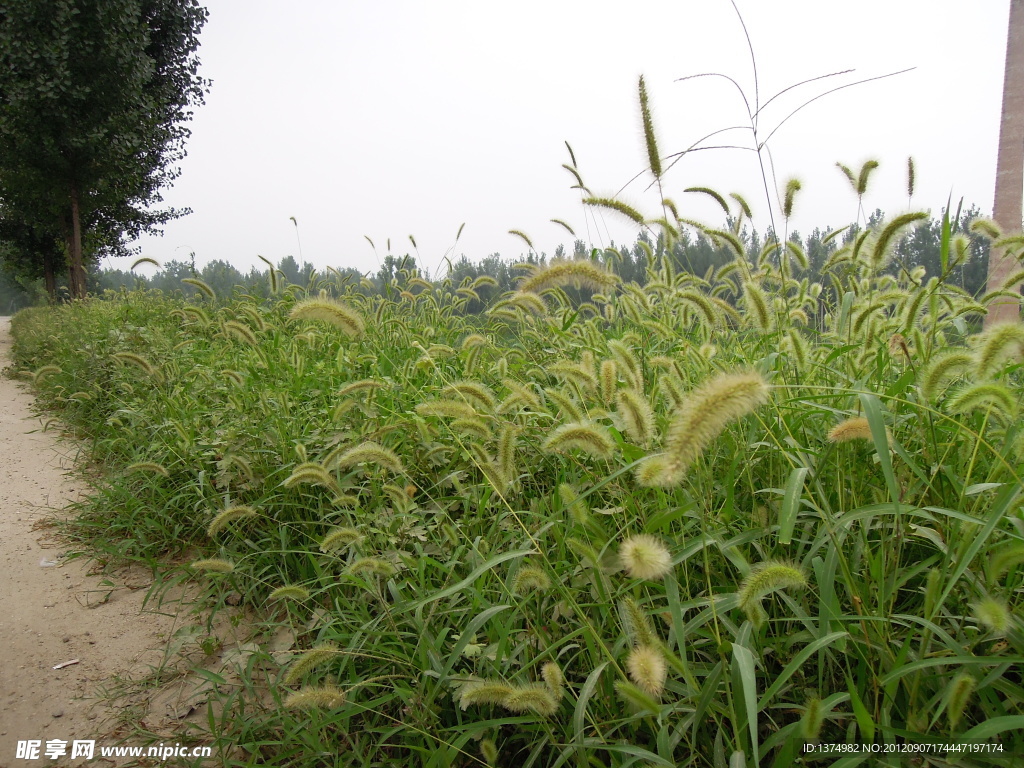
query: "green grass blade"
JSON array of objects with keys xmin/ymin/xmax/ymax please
[
  {"xmin": 732, "ymin": 643, "xmax": 760, "ymax": 768},
  {"xmin": 778, "ymin": 467, "xmax": 809, "ymax": 545}
]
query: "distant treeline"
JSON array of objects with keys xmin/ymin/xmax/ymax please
[{"xmin": 0, "ymin": 206, "xmax": 989, "ymax": 312}]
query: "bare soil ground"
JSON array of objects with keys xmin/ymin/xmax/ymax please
[{"xmin": 0, "ymin": 316, "xmax": 188, "ymax": 766}]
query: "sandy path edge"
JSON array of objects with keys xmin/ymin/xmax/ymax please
[{"xmin": 0, "ymin": 316, "xmax": 183, "ymax": 766}]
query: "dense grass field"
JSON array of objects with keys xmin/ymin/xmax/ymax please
[{"xmin": 10, "ymin": 227, "xmax": 1024, "ymax": 766}]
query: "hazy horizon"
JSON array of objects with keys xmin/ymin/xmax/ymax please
[{"xmin": 121, "ymin": 0, "xmax": 1011, "ymax": 280}]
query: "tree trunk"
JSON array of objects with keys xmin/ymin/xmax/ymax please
[
  {"xmin": 67, "ymin": 182, "xmax": 87, "ymax": 300},
  {"xmin": 987, "ymin": 0, "xmax": 1024, "ymax": 327},
  {"xmin": 43, "ymin": 247, "xmax": 56, "ymax": 302}
]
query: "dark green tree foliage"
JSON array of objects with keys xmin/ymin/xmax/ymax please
[
  {"xmin": 0, "ymin": 0, "xmax": 208, "ymax": 299},
  {"xmin": 0, "ymin": 215, "xmax": 65, "ymax": 297}
]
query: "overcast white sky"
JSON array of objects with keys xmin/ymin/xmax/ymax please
[{"xmin": 125, "ymin": 0, "xmax": 1011, "ymax": 279}]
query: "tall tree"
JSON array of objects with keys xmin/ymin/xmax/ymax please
[
  {"xmin": 988, "ymin": 0, "xmax": 1024, "ymax": 325},
  {"xmin": 0, "ymin": 214, "xmax": 64, "ymax": 298},
  {"xmin": 0, "ymin": 0, "xmax": 208, "ymax": 299}
]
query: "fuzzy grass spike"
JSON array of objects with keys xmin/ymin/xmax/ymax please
[
  {"xmin": 541, "ymin": 421, "xmax": 615, "ymax": 460},
  {"xmin": 290, "ymin": 297, "xmax": 365, "ymax": 338},
  {"xmin": 207, "ymin": 505, "xmax": 258, "ymax": 537},
  {"xmin": 269, "ymin": 585, "xmax": 311, "ymax": 602},
  {"xmin": 511, "ymin": 565, "xmax": 551, "ymax": 595},
  {"xmin": 284, "ymin": 685, "xmax": 346, "ymax": 710},
  {"xmin": 284, "ymin": 643, "xmax": 340, "ymax": 685},
  {"xmin": 619, "ymin": 535, "xmax": 672, "ymax": 581},
  {"xmin": 626, "ymin": 644, "xmax": 667, "ymax": 697},
  {"xmin": 519, "ymin": 260, "xmax": 618, "ymax": 294},
  {"xmin": 737, "ymin": 560, "xmax": 807, "ymax": 628},
  {"xmin": 126, "ymin": 461, "xmax": 170, "ymax": 477},
  {"xmin": 636, "ymin": 370, "xmax": 770, "ymax": 487},
  {"xmin": 330, "ymin": 442, "xmax": 404, "ymax": 475},
  {"xmin": 190, "ymin": 558, "xmax": 235, "ymax": 574},
  {"xmin": 320, "ymin": 527, "xmax": 362, "ymax": 553}
]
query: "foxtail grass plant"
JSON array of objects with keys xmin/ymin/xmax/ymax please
[{"xmin": 9, "ymin": 78, "xmax": 1024, "ymax": 767}]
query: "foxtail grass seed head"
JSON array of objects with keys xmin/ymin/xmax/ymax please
[
  {"xmin": 637, "ymin": 370, "xmax": 770, "ymax": 487},
  {"xmin": 970, "ymin": 218, "xmax": 1002, "ymax": 240},
  {"xmin": 458, "ymin": 680, "xmax": 515, "ymax": 710},
  {"xmin": 320, "ymin": 527, "xmax": 362, "ymax": 554},
  {"xmin": 338, "ymin": 379, "xmax": 384, "ymax": 397},
  {"xmin": 638, "ymin": 74, "xmax": 662, "ymax": 179},
  {"xmin": 501, "ymin": 684, "xmax": 559, "ymax": 717},
  {"xmin": 558, "ymin": 483, "xmax": 589, "ymax": 524},
  {"xmin": 269, "ymin": 585, "xmax": 311, "ymax": 602},
  {"xmin": 330, "ymin": 442, "xmax": 404, "ymax": 475},
  {"xmin": 224, "ymin": 450, "xmax": 253, "ymax": 481},
  {"xmin": 872, "ymin": 213, "xmax": 927, "ymax": 271},
  {"xmin": 224, "ymin": 320, "xmax": 258, "ymax": 346},
  {"xmin": 919, "ymin": 351, "xmax": 973, "ymax": 401},
  {"xmin": 617, "ymin": 388, "xmax": 655, "ymax": 447},
  {"xmin": 826, "ymin": 417, "xmax": 874, "ymax": 443},
  {"xmin": 619, "ymin": 534, "xmax": 673, "ymax": 581},
  {"xmin": 607, "ymin": 339, "xmax": 642, "ymax": 389},
  {"xmin": 284, "ymin": 685, "xmax": 347, "ymax": 710},
  {"xmin": 626, "ymin": 644, "xmax": 667, "ymax": 697},
  {"xmin": 541, "ymin": 662, "xmax": 564, "ymax": 699},
  {"xmin": 112, "ymin": 352, "xmax": 160, "ymax": 379},
  {"xmin": 974, "ymin": 323, "xmax": 1024, "ymax": 378},
  {"xmin": 442, "ymin": 380, "xmax": 497, "ymax": 411},
  {"xmin": 283, "ymin": 643, "xmax": 340, "ymax": 685},
  {"xmin": 742, "ymin": 282, "xmax": 771, "ymax": 331},
  {"xmin": 855, "ymin": 159, "xmax": 879, "ymax": 197},
  {"xmin": 946, "ymin": 673, "xmax": 975, "ymax": 730},
  {"xmin": 282, "ymin": 463, "xmax": 342, "ymax": 494},
  {"xmin": 737, "ymin": 560, "xmax": 807, "ymax": 628},
  {"xmin": 548, "ymin": 361, "xmax": 598, "ymax": 392},
  {"xmin": 347, "ymin": 557, "xmax": 398, "ymax": 579},
  {"xmin": 497, "ymin": 424, "xmax": 517, "ymax": 478},
  {"xmin": 973, "ymin": 597, "xmax": 1012, "ymax": 636},
  {"xmin": 541, "ymin": 421, "xmax": 615, "ymax": 460},
  {"xmin": 290, "ymin": 297, "xmax": 365, "ymax": 338},
  {"xmin": 946, "ymin": 382, "xmax": 1016, "ymax": 418},
  {"xmin": 480, "ymin": 739, "xmax": 499, "ymax": 766},
  {"xmin": 512, "ymin": 565, "xmax": 551, "ymax": 595},
  {"xmin": 888, "ymin": 333, "xmax": 911, "ymax": 361},
  {"xmin": 634, "ymin": 454, "xmax": 674, "ymax": 487},
  {"xmin": 583, "ymin": 196, "xmax": 646, "ymax": 225},
  {"xmin": 801, "ymin": 696, "xmax": 825, "ymax": 741},
  {"xmin": 207, "ymin": 505, "xmax": 258, "ymax": 537},
  {"xmin": 462, "ymin": 333, "xmax": 488, "ymax": 350},
  {"xmin": 416, "ymin": 399, "xmax": 478, "ymax": 420},
  {"xmin": 495, "ymin": 291, "xmax": 548, "ymax": 316},
  {"xmin": 131, "ymin": 256, "xmax": 161, "ymax": 271},
  {"xmin": 182, "ymin": 277, "xmax": 216, "ymax": 299},
  {"xmin": 619, "ymin": 596, "xmax": 657, "ymax": 647},
  {"xmin": 544, "ymin": 387, "xmax": 584, "ymax": 422},
  {"xmin": 190, "ymin": 558, "xmax": 235, "ymax": 574},
  {"xmin": 126, "ymin": 461, "xmax": 170, "ymax": 477},
  {"xmin": 518, "ymin": 260, "xmax": 619, "ymax": 294},
  {"xmin": 451, "ymin": 417, "xmax": 491, "ymax": 441},
  {"xmin": 991, "ymin": 542, "xmax": 1024, "ymax": 580},
  {"xmin": 500, "ymin": 379, "xmax": 541, "ymax": 412},
  {"xmin": 783, "ymin": 178, "xmax": 801, "ymax": 219},
  {"xmin": 566, "ymin": 537, "xmax": 601, "ymax": 568}
]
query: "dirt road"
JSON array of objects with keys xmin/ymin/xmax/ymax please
[{"xmin": 0, "ymin": 316, "xmax": 181, "ymax": 765}]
